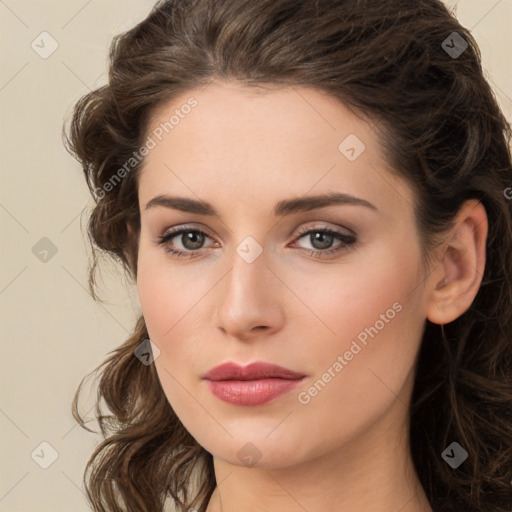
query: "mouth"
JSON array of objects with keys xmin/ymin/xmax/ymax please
[{"xmin": 202, "ymin": 361, "xmax": 307, "ymax": 406}]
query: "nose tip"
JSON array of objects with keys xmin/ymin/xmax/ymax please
[{"xmin": 214, "ymin": 256, "xmax": 284, "ymax": 340}]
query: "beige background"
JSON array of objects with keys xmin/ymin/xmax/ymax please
[{"xmin": 0, "ymin": 1, "xmax": 511, "ymax": 510}]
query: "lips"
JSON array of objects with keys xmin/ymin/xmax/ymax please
[{"xmin": 202, "ymin": 361, "xmax": 307, "ymax": 406}]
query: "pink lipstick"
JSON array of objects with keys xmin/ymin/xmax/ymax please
[{"xmin": 202, "ymin": 361, "xmax": 307, "ymax": 406}]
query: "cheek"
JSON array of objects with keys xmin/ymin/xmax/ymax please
[
  {"xmin": 292, "ymin": 242, "xmax": 425, "ymax": 408},
  {"xmin": 136, "ymin": 246, "xmax": 219, "ymax": 388},
  {"xmin": 136, "ymin": 245, "xmax": 207, "ymax": 338},
  {"xmin": 295, "ymin": 242, "xmax": 421, "ymax": 356},
  {"xmin": 136, "ymin": 254, "xmax": 206, "ymax": 415}
]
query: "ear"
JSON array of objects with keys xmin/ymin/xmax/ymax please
[{"xmin": 426, "ymin": 199, "xmax": 488, "ymax": 325}]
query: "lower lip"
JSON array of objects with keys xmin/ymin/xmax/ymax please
[{"xmin": 205, "ymin": 377, "xmax": 305, "ymax": 406}]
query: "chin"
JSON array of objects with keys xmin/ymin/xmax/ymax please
[{"xmin": 201, "ymin": 434, "xmax": 311, "ymax": 469}]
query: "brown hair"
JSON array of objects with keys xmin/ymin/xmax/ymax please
[{"xmin": 63, "ymin": 1, "xmax": 512, "ymax": 511}]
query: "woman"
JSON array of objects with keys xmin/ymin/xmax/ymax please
[{"xmin": 64, "ymin": 0, "xmax": 512, "ymax": 511}]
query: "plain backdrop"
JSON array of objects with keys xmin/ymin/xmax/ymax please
[{"xmin": 0, "ymin": 0, "xmax": 511, "ymax": 510}]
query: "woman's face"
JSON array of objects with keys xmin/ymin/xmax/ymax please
[{"xmin": 136, "ymin": 81, "xmax": 430, "ymax": 468}]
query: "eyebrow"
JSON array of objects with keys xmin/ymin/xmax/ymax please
[{"xmin": 144, "ymin": 192, "xmax": 378, "ymax": 216}]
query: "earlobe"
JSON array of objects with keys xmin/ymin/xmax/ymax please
[{"xmin": 426, "ymin": 199, "xmax": 488, "ymax": 325}]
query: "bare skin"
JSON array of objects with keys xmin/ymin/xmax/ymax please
[{"xmin": 135, "ymin": 80, "xmax": 487, "ymax": 512}]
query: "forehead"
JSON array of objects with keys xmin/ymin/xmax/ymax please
[
  {"xmin": 137, "ymin": 81, "xmax": 413, "ymax": 219},
  {"xmin": 143, "ymin": 81, "xmax": 372, "ymax": 162}
]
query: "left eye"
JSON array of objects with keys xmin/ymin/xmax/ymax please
[
  {"xmin": 157, "ymin": 228, "xmax": 215, "ymax": 256},
  {"xmin": 155, "ymin": 226, "xmax": 356, "ymax": 259},
  {"xmin": 291, "ymin": 227, "xmax": 356, "ymax": 256}
]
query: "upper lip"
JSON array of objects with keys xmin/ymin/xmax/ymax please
[{"xmin": 202, "ymin": 361, "xmax": 306, "ymax": 381}]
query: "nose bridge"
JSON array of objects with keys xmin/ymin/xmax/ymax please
[
  {"xmin": 215, "ymin": 234, "xmax": 282, "ymax": 336},
  {"xmin": 223, "ymin": 237, "xmax": 268, "ymax": 309}
]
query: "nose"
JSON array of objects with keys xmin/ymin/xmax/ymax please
[{"xmin": 214, "ymin": 244, "xmax": 285, "ymax": 341}]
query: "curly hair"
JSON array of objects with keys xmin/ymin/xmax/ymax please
[{"xmin": 63, "ymin": 0, "xmax": 512, "ymax": 511}]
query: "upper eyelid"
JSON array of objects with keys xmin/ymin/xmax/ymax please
[
  {"xmin": 159, "ymin": 223, "xmax": 355, "ymax": 244},
  {"xmin": 295, "ymin": 223, "xmax": 355, "ymax": 237},
  {"xmin": 160, "ymin": 224, "xmax": 215, "ymax": 240}
]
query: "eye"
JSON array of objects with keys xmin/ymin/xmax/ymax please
[
  {"xmin": 291, "ymin": 226, "xmax": 356, "ymax": 258},
  {"xmin": 155, "ymin": 226, "xmax": 216, "ymax": 259},
  {"xmin": 155, "ymin": 224, "xmax": 357, "ymax": 259}
]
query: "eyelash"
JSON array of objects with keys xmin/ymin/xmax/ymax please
[{"xmin": 155, "ymin": 224, "xmax": 357, "ymax": 260}]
